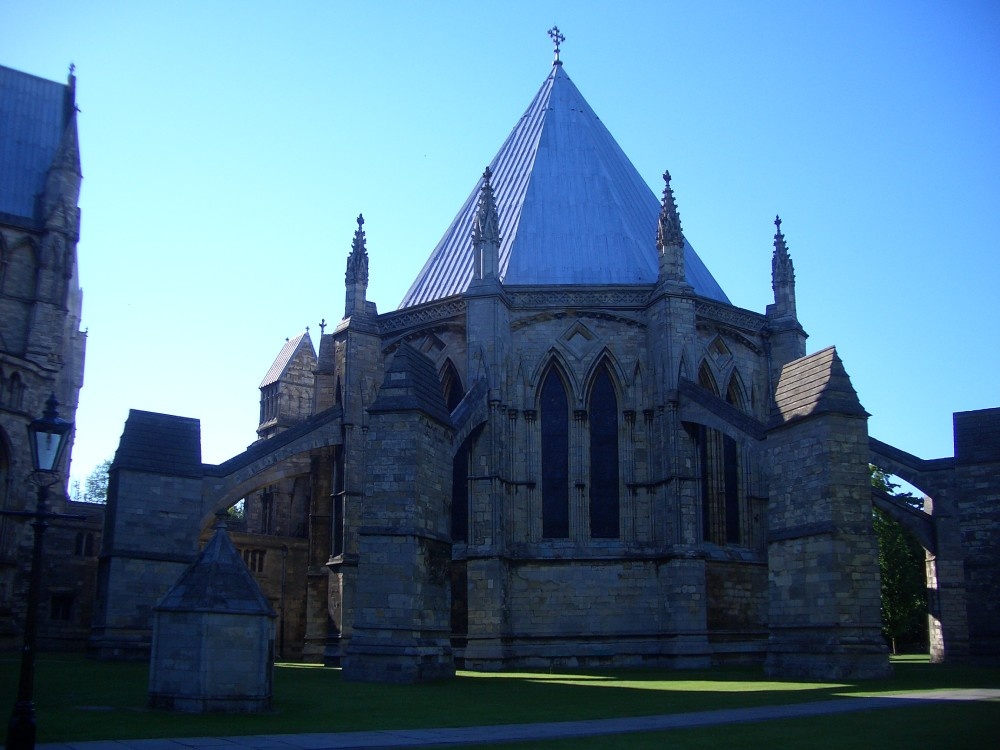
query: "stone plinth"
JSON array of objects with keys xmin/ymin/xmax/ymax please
[{"xmin": 148, "ymin": 523, "xmax": 275, "ymax": 712}]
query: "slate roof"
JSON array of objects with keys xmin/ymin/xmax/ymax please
[
  {"xmin": 259, "ymin": 331, "xmax": 315, "ymax": 388},
  {"xmin": 399, "ymin": 64, "xmax": 729, "ymax": 308},
  {"xmin": 112, "ymin": 409, "xmax": 203, "ymax": 477},
  {"xmin": 155, "ymin": 522, "xmax": 275, "ymax": 616},
  {"xmin": 771, "ymin": 346, "xmax": 868, "ymax": 427},
  {"xmin": 0, "ymin": 65, "xmax": 74, "ymax": 223},
  {"xmin": 369, "ymin": 343, "xmax": 453, "ymax": 427}
]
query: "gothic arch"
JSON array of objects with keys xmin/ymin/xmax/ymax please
[
  {"xmin": 631, "ymin": 361, "xmax": 645, "ymax": 411},
  {"xmin": 697, "ymin": 360, "xmax": 720, "ymax": 396},
  {"xmin": 439, "ymin": 358, "xmax": 465, "ymax": 411},
  {"xmin": 6, "ymin": 373, "xmax": 24, "ymax": 410},
  {"xmin": 529, "ymin": 349, "xmax": 580, "ymax": 404},
  {"xmin": 1, "ymin": 237, "xmax": 39, "ymax": 297},
  {"xmin": 586, "ymin": 360, "xmax": 621, "ymax": 539},
  {"xmin": 725, "ymin": 370, "xmax": 748, "ymax": 413},
  {"xmin": 582, "ymin": 348, "xmax": 627, "ymax": 404},
  {"xmin": 537, "ymin": 360, "xmax": 572, "ymax": 539}
]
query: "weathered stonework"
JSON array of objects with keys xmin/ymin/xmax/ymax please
[
  {"xmin": 148, "ymin": 524, "xmax": 275, "ymax": 712},
  {"xmin": 342, "ymin": 345, "xmax": 455, "ymax": 682},
  {"xmin": 765, "ymin": 349, "xmax": 890, "ymax": 679},
  {"xmin": 53, "ymin": 54, "xmax": 998, "ymax": 682}
]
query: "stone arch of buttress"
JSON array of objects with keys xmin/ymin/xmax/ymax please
[
  {"xmin": 199, "ymin": 408, "xmax": 345, "ymax": 529},
  {"xmin": 530, "ymin": 349, "xmax": 580, "ymax": 405}
]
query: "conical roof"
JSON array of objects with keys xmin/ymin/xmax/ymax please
[{"xmin": 399, "ymin": 64, "xmax": 729, "ymax": 308}]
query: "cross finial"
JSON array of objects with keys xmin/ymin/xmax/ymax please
[
  {"xmin": 69, "ymin": 62, "xmax": 76, "ymax": 76},
  {"xmin": 319, "ymin": 318, "xmax": 327, "ymax": 335},
  {"xmin": 548, "ymin": 26, "xmax": 565, "ymax": 66},
  {"xmin": 774, "ymin": 215, "xmax": 782, "ymax": 234}
]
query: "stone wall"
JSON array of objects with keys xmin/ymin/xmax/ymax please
[{"xmin": 954, "ymin": 409, "xmax": 1000, "ymax": 662}]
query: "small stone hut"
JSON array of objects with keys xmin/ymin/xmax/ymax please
[{"xmin": 148, "ymin": 520, "xmax": 276, "ymax": 712}]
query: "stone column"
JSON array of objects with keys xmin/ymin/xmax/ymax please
[
  {"xmin": 765, "ymin": 347, "xmax": 890, "ymax": 679},
  {"xmin": 342, "ymin": 345, "xmax": 455, "ymax": 683}
]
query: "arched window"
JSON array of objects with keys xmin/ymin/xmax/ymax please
[
  {"xmin": 589, "ymin": 366, "xmax": 619, "ymax": 539},
  {"xmin": 698, "ymin": 362, "xmax": 719, "ymax": 395},
  {"xmin": 696, "ymin": 363, "xmax": 741, "ymax": 545},
  {"xmin": 726, "ymin": 373, "xmax": 746, "ymax": 412},
  {"xmin": 540, "ymin": 368, "xmax": 569, "ymax": 538},
  {"xmin": 7, "ymin": 374, "xmax": 23, "ymax": 410}
]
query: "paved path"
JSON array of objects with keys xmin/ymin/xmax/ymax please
[{"xmin": 35, "ymin": 689, "xmax": 1000, "ymax": 750}]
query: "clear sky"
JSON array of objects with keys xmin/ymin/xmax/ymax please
[{"xmin": 5, "ymin": 0, "xmax": 998, "ymax": 489}]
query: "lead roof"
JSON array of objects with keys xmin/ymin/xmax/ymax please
[
  {"xmin": 399, "ymin": 64, "xmax": 729, "ymax": 308},
  {"xmin": 0, "ymin": 65, "xmax": 74, "ymax": 223}
]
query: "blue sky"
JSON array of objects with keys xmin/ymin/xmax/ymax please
[{"xmin": 5, "ymin": 0, "xmax": 998, "ymax": 488}]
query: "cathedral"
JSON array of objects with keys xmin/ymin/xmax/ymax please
[
  {"xmin": 0, "ymin": 64, "xmax": 92, "ymax": 648},
  {"xmin": 2, "ymin": 43, "xmax": 996, "ymax": 681}
]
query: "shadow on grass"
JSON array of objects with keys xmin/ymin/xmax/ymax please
[{"xmin": 0, "ymin": 654, "xmax": 997, "ymax": 743}]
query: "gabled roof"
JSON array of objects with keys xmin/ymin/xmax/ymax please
[
  {"xmin": 771, "ymin": 346, "xmax": 868, "ymax": 427},
  {"xmin": 259, "ymin": 331, "xmax": 316, "ymax": 388},
  {"xmin": 399, "ymin": 64, "xmax": 729, "ymax": 308},
  {"xmin": 112, "ymin": 410, "xmax": 202, "ymax": 478},
  {"xmin": 0, "ymin": 65, "xmax": 76, "ymax": 223}
]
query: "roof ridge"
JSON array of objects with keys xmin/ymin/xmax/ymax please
[{"xmin": 398, "ymin": 64, "xmax": 728, "ymax": 308}]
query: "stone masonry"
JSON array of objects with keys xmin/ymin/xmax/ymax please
[
  {"xmin": 765, "ymin": 348, "xmax": 890, "ymax": 679},
  {"xmin": 342, "ymin": 344, "xmax": 455, "ymax": 682}
]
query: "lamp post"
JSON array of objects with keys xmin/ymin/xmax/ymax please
[{"xmin": 3, "ymin": 394, "xmax": 80, "ymax": 750}]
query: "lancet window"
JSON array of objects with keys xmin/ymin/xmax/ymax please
[
  {"xmin": 696, "ymin": 362, "xmax": 742, "ymax": 546},
  {"xmin": 540, "ymin": 367, "xmax": 570, "ymax": 538},
  {"xmin": 588, "ymin": 365, "xmax": 620, "ymax": 539}
]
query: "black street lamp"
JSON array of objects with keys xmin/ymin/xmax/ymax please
[{"xmin": 3, "ymin": 394, "xmax": 81, "ymax": 750}]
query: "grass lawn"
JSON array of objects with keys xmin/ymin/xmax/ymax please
[{"xmin": 0, "ymin": 654, "xmax": 997, "ymax": 748}]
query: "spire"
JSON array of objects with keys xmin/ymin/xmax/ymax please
[
  {"xmin": 656, "ymin": 171, "xmax": 688, "ymax": 288},
  {"xmin": 345, "ymin": 214, "xmax": 369, "ymax": 317},
  {"xmin": 471, "ymin": 167, "xmax": 501, "ymax": 280},
  {"xmin": 43, "ymin": 69, "xmax": 82, "ymax": 230},
  {"xmin": 548, "ymin": 26, "xmax": 565, "ymax": 66},
  {"xmin": 770, "ymin": 215, "xmax": 796, "ymax": 318}
]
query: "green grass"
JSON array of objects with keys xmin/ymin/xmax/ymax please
[
  {"xmin": 0, "ymin": 654, "xmax": 997, "ymax": 747},
  {"xmin": 476, "ymin": 702, "xmax": 1000, "ymax": 749}
]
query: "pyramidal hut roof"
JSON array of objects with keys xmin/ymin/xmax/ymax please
[
  {"xmin": 399, "ymin": 62, "xmax": 729, "ymax": 308},
  {"xmin": 155, "ymin": 522, "xmax": 275, "ymax": 616}
]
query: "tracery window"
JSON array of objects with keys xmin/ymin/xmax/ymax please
[
  {"xmin": 588, "ymin": 366, "xmax": 619, "ymax": 538},
  {"xmin": 540, "ymin": 368, "xmax": 569, "ymax": 538},
  {"xmin": 260, "ymin": 383, "xmax": 279, "ymax": 423},
  {"xmin": 697, "ymin": 363, "xmax": 742, "ymax": 545}
]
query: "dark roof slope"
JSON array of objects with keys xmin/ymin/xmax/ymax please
[
  {"xmin": 155, "ymin": 523, "xmax": 275, "ymax": 616},
  {"xmin": 369, "ymin": 343, "xmax": 453, "ymax": 427},
  {"xmin": 0, "ymin": 65, "xmax": 75, "ymax": 223},
  {"xmin": 112, "ymin": 410, "xmax": 202, "ymax": 477},
  {"xmin": 772, "ymin": 346, "xmax": 868, "ymax": 427}
]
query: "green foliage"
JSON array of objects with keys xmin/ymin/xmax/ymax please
[
  {"xmin": 874, "ymin": 507, "xmax": 928, "ymax": 653},
  {"xmin": 870, "ymin": 466, "xmax": 928, "ymax": 653},
  {"xmin": 74, "ymin": 458, "xmax": 112, "ymax": 503}
]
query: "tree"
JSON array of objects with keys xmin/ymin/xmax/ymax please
[
  {"xmin": 870, "ymin": 467, "xmax": 928, "ymax": 654},
  {"xmin": 74, "ymin": 458, "xmax": 112, "ymax": 504}
]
